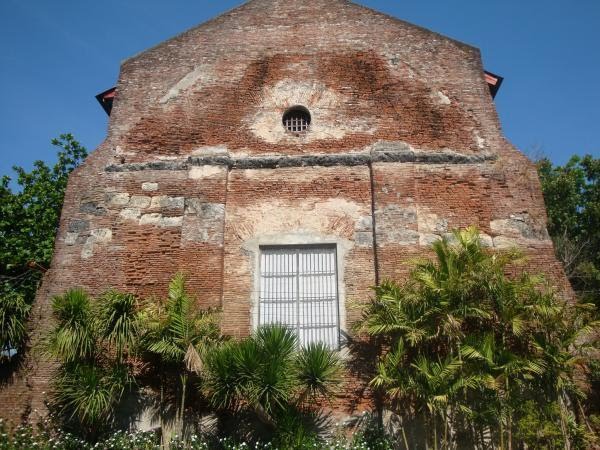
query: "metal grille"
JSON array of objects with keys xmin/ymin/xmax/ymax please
[
  {"xmin": 259, "ymin": 246, "xmax": 339, "ymax": 349},
  {"xmin": 282, "ymin": 108, "xmax": 310, "ymax": 132}
]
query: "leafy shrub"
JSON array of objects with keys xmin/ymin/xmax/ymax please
[
  {"xmin": 358, "ymin": 227, "xmax": 599, "ymax": 449},
  {"xmin": 0, "ymin": 134, "xmax": 87, "ymax": 364},
  {"xmin": 0, "ymin": 289, "xmax": 30, "ymax": 361}
]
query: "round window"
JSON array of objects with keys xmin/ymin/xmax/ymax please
[{"xmin": 282, "ymin": 106, "xmax": 311, "ymax": 133}]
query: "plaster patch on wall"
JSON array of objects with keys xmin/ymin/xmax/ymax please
[
  {"xmin": 490, "ymin": 213, "xmax": 549, "ymax": 241},
  {"xmin": 230, "ymin": 197, "xmax": 369, "ymax": 244},
  {"xmin": 188, "ymin": 165, "xmax": 226, "ymax": 179},
  {"xmin": 185, "ymin": 200, "xmax": 225, "ymax": 217},
  {"xmin": 139, "ymin": 213, "xmax": 183, "ymax": 228},
  {"xmin": 182, "ymin": 202, "xmax": 225, "ymax": 244},
  {"xmin": 354, "ymin": 215, "xmax": 373, "ymax": 247},
  {"xmin": 473, "ymin": 130, "xmax": 486, "ymax": 150},
  {"xmin": 129, "ymin": 195, "xmax": 151, "ymax": 209},
  {"xmin": 68, "ymin": 219, "xmax": 89, "ymax": 233},
  {"xmin": 419, "ymin": 233, "xmax": 441, "ymax": 246},
  {"xmin": 190, "ymin": 145, "xmax": 228, "ymax": 157},
  {"xmin": 417, "ymin": 210, "xmax": 448, "ymax": 234},
  {"xmin": 107, "ymin": 192, "xmax": 130, "ymax": 207},
  {"xmin": 442, "ymin": 232, "xmax": 459, "ymax": 246},
  {"xmin": 91, "ymin": 228, "xmax": 111, "ymax": 242},
  {"xmin": 479, "ymin": 233, "xmax": 494, "ymax": 247},
  {"xmin": 432, "ymin": 90, "xmax": 451, "ymax": 105},
  {"xmin": 161, "ymin": 216, "xmax": 183, "ymax": 227},
  {"xmin": 80, "ymin": 201, "xmax": 106, "ymax": 216},
  {"xmin": 139, "ymin": 213, "xmax": 162, "ymax": 226},
  {"xmin": 247, "ymin": 79, "xmax": 377, "ymax": 144},
  {"xmin": 64, "ymin": 232, "xmax": 78, "ymax": 246},
  {"xmin": 119, "ymin": 208, "xmax": 141, "ymax": 221},
  {"xmin": 160, "ymin": 64, "xmax": 215, "ymax": 104},
  {"xmin": 492, "ymin": 236, "xmax": 517, "ymax": 249}
]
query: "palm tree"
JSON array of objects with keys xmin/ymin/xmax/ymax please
[
  {"xmin": 95, "ymin": 290, "xmax": 139, "ymax": 363},
  {"xmin": 203, "ymin": 324, "xmax": 341, "ymax": 438},
  {"xmin": 138, "ymin": 273, "xmax": 220, "ymax": 436},
  {"xmin": 529, "ymin": 300, "xmax": 599, "ymax": 449},
  {"xmin": 44, "ymin": 288, "xmax": 138, "ymax": 438},
  {"xmin": 358, "ymin": 227, "xmax": 596, "ymax": 449},
  {"xmin": 45, "ymin": 288, "xmax": 97, "ymax": 363},
  {"xmin": 50, "ymin": 362, "xmax": 133, "ymax": 439},
  {"xmin": 461, "ymin": 333, "xmax": 546, "ymax": 449}
]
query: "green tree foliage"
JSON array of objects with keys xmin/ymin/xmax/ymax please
[
  {"xmin": 538, "ymin": 154, "xmax": 600, "ymax": 440},
  {"xmin": 359, "ymin": 227, "xmax": 598, "ymax": 449},
  {"xmin": 537, "ymin": 154, "xmax": 600, "ymax": 307},
  {"xmin": 0, "ymin": 134, "xmax": 87, "ymax": 357},
  {"xmin": 45, "ymin": 289, "xmax": 137, "ymax": 439},
  {"xmin": 0, "ymin": 290, "xmax": 30, "ymax": 360},
  {"xmin": 138, "ymin": 273, "xmax": 221, "ymax": 439}
]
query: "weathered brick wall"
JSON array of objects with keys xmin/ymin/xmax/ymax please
[
  {"xmin": 221, "ymin": 166, "xmax": 375, "ymax": 338},
  {"xmin": 373, "ymin": 159, "xmax": 569, "ymax": 286},
  {"xmin": 108, "ymin": 0, "xmax": 500, "ymax": 161},
  {"xmin": 0, "ymin": 0, "xmax": 572, "ymax": 425}
]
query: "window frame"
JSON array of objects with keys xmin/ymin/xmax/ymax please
[{"xmin": 257, "ymin": 244, "xmax": 341, "ymax": 350}]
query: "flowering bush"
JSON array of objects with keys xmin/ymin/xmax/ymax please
[{"xmin": 0, "ymin": 419, "xmax": 394, "ymax": 450}]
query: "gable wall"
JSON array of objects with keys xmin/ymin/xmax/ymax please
[{"xmin": 0, "ymin": 0, "xmax": 572, "ymax": 425}]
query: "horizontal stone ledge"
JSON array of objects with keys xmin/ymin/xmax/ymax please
[{"xmin": 105, "ymin": 149, "xmax": 496, "ymax": 173}]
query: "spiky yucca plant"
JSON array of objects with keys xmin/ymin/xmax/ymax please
[
  {"xmin": 203, "ymin": 324, "xmax": 341, "ymax": 429},
  {"xmin": 51, "ymin": 362, "xmax": 133, "ymax": 436},
  {"xmin": 46, "ymin": 288, "xmax": 97, "ymax": 363},
  {"xmin": 95, "ymin": 290, "xmax": 138, "ymax": 363},
  {"xmin": 45, "ymin": 287, "xmax": 139, "ymax": 439}
]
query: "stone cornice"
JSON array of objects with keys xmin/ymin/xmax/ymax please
[{"xmin": 106, "ymin": 143, "xmax": 496, "ymax": 172}]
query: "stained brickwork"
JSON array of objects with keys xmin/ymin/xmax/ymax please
[{"xmin": 0, "ymin": 0, "xmax": 572, "ymax": 425}]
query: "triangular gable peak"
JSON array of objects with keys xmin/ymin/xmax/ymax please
[{"xmin": 105, "ymin": 0, "xmax": 503, "ymax": 160}]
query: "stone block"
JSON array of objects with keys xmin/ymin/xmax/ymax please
[
  {"xmin": 129, "ymin": 195, "xmax": 151, "ymax": 209},
  {"xmin": 68, "ymin": 219, "xmax": 89, "ymax": 233},
  {"xmin": 107, "ymin": 192, "xmax": 130, "ymax": 206},
  {"xmin": 141, "ymin": 182, "xmax": 159, "ymax": 192},
  {"xmin": 150, "ymin": 196, "xmax": 185, "ymax": 210}
]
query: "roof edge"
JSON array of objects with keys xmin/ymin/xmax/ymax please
[
  {"xmin": 343, "ymin": 0, "xmax": 480, "ymax": 53},
  {"xmin": 120, "ymin": 0, "xmax": 254, "ymax": 65},
  {"xmin": 120, "ymin": 0, "xmax": 481, "ymax": 67}
]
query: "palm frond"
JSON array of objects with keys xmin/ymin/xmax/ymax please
[
  {"xmin": 95, "ymin": 290, "xmax": 138, "ymax": 360},
  {"xmin": 45, "ymin": 289, "xmax": 97, "ymax": 363}
]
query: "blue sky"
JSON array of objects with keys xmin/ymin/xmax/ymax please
[{"xmin": 1, "ymin": 0, "xmax": 598, "ymax": 180}]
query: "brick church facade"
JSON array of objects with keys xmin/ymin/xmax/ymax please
[{"xmin": 1, "ymin": 0, "xmax": 570, "ymax": 424}]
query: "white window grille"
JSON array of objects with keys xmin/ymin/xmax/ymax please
[
  {"xmin": 259, "ymin": 245, "xmax": 340, "ymax": 349},
  {"xmin": 282, "ymin": 106, "xmax": 311, "ymax": 133}
]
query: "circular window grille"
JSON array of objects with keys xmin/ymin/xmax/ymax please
[{"xmin": 282, "ymin": 106, "xmax": 311, "ymax": 133}]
